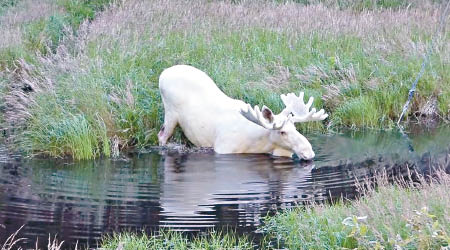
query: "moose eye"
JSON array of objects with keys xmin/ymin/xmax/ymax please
[{"xmin": 280, "ymin": 131, "xmax": 287, "ymax": 136}]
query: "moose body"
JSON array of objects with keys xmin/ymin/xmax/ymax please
[{"xmin": 158, "ymin": 65, "xmax": 328, "ymax": 159}]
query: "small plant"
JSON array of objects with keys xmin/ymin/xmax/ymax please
[{"xmin": 341, "ymin": 215, "xmax": 370, "ymax": 248}]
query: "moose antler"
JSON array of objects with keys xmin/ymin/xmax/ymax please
[
  {"xmin": 240, "ymin": 92, "xmax": 327, "ymax": 130},
  {"xmin": 280, "ymin": 92, "xmax": 328, "ymax": 123},
  {"xmin": 240, "ymin": 104, "xmax": 288, "ymax": 130}
]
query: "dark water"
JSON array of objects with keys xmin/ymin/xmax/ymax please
[{"xmin": 0, "ymin": 127, "xmax": 449, "ymax": 248}]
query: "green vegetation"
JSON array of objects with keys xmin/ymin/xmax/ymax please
[
  {"xmin": 101, "ymin": 230, "xmax": 254, "ymax": 250},
  {"xmin": 24, "ymin": 112, "xmax": 110, "ymax": 160},
  {"xmin": 98, "ymin": 172, "xmax": 450, "ymax": 249},
  {"xmin": 60, "ymin": 0, "xmax": 112, "ymax": 29},
  {"xmin": 1, "ymin": 0, "xmax": 449, "ymax": 159},
  {"xmin": 0, "ymin": 0, "xmax": 114, "ymax": 68},
  {"xmin": 262, "ymin": 174, "xmax": 450, "ymax": 249},
  {"xmin": 0, "ymin": 0, "xmax": 19, "ymax": 13}
]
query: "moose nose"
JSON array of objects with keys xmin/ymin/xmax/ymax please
[{"xmin": 302, "ymin": 151, "xmax": 315, "ymax": 160}]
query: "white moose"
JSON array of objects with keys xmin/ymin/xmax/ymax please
[{"xmin": 158, "ymin": 65, "xmax": 328, "ymax": 160}]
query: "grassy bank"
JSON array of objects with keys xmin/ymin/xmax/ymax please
[
  {"xmin": 98, "ymin": 171, "xmax": 450, "ymax": 249},
  {"xmin": 262, "ymin": 173, "xmax": 450, "ymax": 249},
  {"xmin": 1, "ymin": 0, "xmax": 449, "ymax": 159}
]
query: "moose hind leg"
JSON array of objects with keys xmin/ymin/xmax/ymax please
[{"xmin": 158, "ymin": 113, "xmax": 178, "ymax": 146}]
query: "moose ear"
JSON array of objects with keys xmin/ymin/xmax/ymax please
[{"xmin": 261, "ymin": 105, "xmax": 274, "ymax": 123}]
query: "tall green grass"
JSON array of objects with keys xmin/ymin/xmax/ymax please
[
  {"xmin": 23, "ymin": 108, "xmax": 110, "ymax": 160},
  {"xmin": 0, "ymin": 0, "xmax": 116, "ymax": 158},
  {"xmin": 1, "ymin": 0, "xmax": 449, "ymax": 159}
]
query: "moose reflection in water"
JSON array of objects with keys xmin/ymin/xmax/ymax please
[
  {"xmin": 0, "ymin": 127, "xmax": 449, "ymax": 248},
  {"xmin": 159, "ymin": 153, "xmax": 316, "ymax": 228}
]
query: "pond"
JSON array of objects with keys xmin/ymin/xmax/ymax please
[{"xmin": 0, "ymin": 127, "xmax": 449, "ymax": 248}]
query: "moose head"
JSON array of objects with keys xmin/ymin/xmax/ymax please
[{"xmin": 240, "ymin": 92, "xmax": 328, "ymax": 160}]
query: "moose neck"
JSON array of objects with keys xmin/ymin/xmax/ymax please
[{"xmin": 249, "ymin": 127, "xmax": 275, "ymax": 153}]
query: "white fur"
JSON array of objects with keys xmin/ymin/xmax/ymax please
[{"xmin": 158, "ymin": 65, "xmax": 319, "ymax": 159}]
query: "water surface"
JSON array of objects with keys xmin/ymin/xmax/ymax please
[{"xmin": 0, "ymin": 127, "xmax": 449, "ymax": 248}]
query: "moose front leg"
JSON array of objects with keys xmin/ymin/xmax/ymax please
[{"xmin": 158, "ymin": 112, "xmax": 178, "ymax": 146}]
